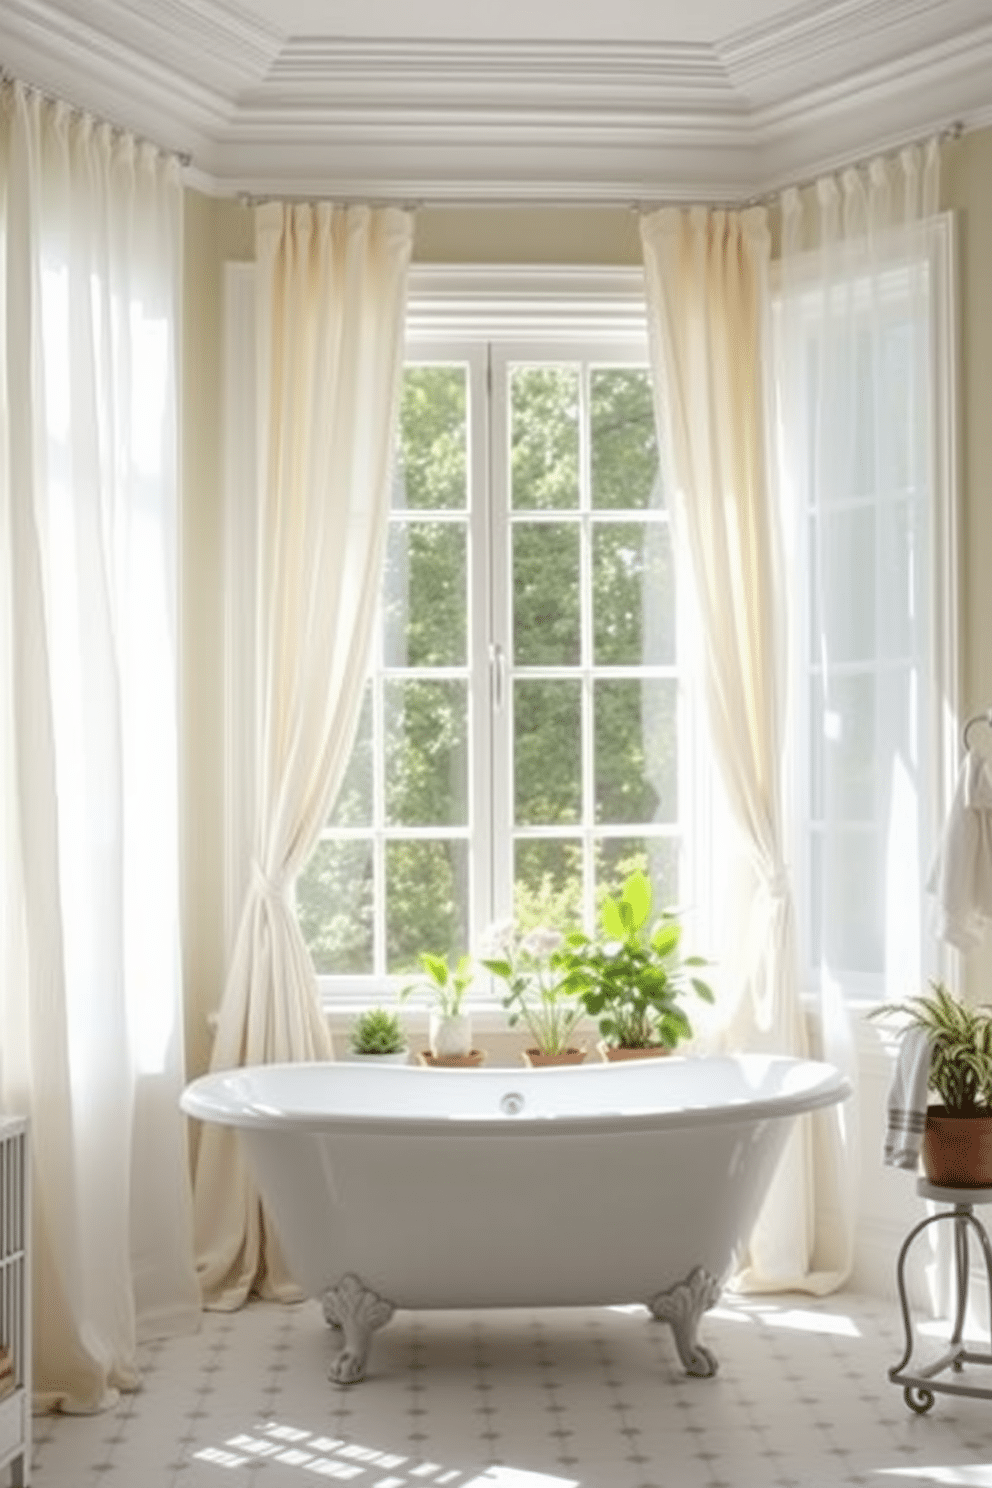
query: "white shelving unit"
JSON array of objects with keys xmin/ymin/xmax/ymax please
[{"xmin": 0, "ymin": 1119, "xmax": 29, "ymax": 1487}]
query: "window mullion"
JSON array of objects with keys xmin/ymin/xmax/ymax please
[
  {"xmin": 488, "ymin": 345, "xmax": 514, "ymax": 929},
  {"xmin": 579, "ymin": 363, "xmax": 596, "ymax": 930}
]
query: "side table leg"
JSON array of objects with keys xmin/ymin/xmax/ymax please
[
  {"xmin": 891, "ymin": 1211, "xmax": 946, "ymax": 1380},
  {"xmin": 950, "ymin": 1209, "xmax": 970, "ymax": 1359}
]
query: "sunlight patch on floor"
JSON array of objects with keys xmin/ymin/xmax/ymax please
[
  {"xmin": 874, "ymin": 1467, "xmax": 992, "ymax": 1485},
  {"xmin": 193, "ymin": 1419, "xmax": 581, "ymax": 1487}
]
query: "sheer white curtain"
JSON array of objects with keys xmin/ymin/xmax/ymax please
[
  {"xmin": 775, "ymin": 144, "xmax": 942, "ymax": 1276},
  {"xmin": 640, "ymin": 206, "xmax": 849, "ymax": 1291},
  {"xmin": 0, "ymin": 81, "xmax": 198, "ymax": 1410},
  {"xmin": 192, "ymin": 202, "xmax": 413, "ymax": 1309}
]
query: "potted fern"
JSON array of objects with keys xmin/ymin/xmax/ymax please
[
  {"xmin": 555, "ymin": 870, "xmax": 713, "ymax": 1059},
  {"xmin": 870, "ymin": 983, "xmax": 992, "ymax": 1186},
  {"xmin": 343, "ymin": 1006, "xmax": 409, "ymax": 1064}
]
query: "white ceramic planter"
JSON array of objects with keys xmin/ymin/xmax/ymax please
[{"xmin": 429, "ymin": 1011, "xmax": 472, "ymax": 1058}]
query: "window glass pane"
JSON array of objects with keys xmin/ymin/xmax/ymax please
[
  {"xmin": 514, "ymin": 679, "xmax": 582, "ymax": 825},
  {"xmin": 877, "ymin": 497, "xmax": 917, "ymax": 661},
  {"xmin": 297, "ymin": 838, "xmax": 373, "ymax": 974},
  {"xmin": 810, "ymin": 829, "xmax": 882, "ymax": 974},
  {"xmin": 513, "ymin": 523, "xmax": 580, "ymax": 665},
  {"xmin": 395, "ymin": 366, "xmax": 467, "ymax": 511},
  {"xmin": 384, "ymin": 521, "xmax": 466, "ymax": 667},
  {"xmin": 817, "ymin": 322, "xmax": 875, "ymax": 502},
  {"xmin": 878, "ymin": 314, "xmax": 928, "ymax": 493},
  {"xmin": 811, "ymin": 673, "xmax": 876, "ymax": 822},
  {"xmin": 594, "ymin": 678, "xmax": 676, "ymax": 824},
  {"xmin": 513, "ymin": 839, "xmax": 584, "ymax": 931},
  {"xmin": 811, "ymin": 506, "xmax": 876, "ymax": 663},
  {"xmin": 510, "ymin": 366, "xmax": 579, "ymax": 511},
  {"xmin": 590, "ymin": 368, "xmax": 662, "ymax": 511},
  {"xmin": 385, "ymin": 679, "xmax": 468, "ymax": 827},
  {"xmin": 593, "ymin": 522, "xmax": 674, "ymax": 665},
  {"xmin": 595, "ymin": 837, "xmax": 679, "ymax": 916},
  {"xmin": 329, "ymin": 684, "xmax": 373, "ymax": 828},
  {"xmin": 386, "ymin": 839, "xmax": 469, "ymax": 975}
]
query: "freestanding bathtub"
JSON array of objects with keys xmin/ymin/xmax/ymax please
[{"xmin": 181, "ymin": 1054, "xmax": 849, "ymax": 1384}]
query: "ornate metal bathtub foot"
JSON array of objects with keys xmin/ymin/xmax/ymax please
[
  {"xmin": 648, "ymin": 1266, "xmax": 722, "ymax": 1377},
  {"xmin": 321, "ymin": 1274, "xmax": 395, "ymax": 1384}
]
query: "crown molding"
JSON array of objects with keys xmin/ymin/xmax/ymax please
[
  {"xmin": 263, "ymin": 38, "xmax": 734, "ymax": 102},
  {"xmin": 719, "ymin": 0, "xmax": 986, "ymax": 97},
  {"xmin": 0, "ymin": 0, "xmax": 990, "ymax": 201}
]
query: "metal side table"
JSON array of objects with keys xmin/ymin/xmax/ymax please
[{"xmin": 890, "ymin": 1179, "xmax": 992, "ymax": 1414}]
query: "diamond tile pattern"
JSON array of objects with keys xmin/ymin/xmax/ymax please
[{"xmin": 27, "ymin": 1291, "xmax": 992, "ymax": 1488}]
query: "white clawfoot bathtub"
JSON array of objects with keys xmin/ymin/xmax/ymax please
[{"xmin": 181, "ymin": 1054, "xmax": 849, "ymax": 1384}]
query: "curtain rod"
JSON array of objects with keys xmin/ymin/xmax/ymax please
[
  {"xmin": 0, "ymin": 66, "xmax": 192, "ymax": 168},
  {"xmin": 662, "ymin": 119, "xmax": 965, "ymax": 215}
]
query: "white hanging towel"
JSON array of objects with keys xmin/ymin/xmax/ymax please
[
  {"xmin": 927, "ymin": 749, "xmax": 992, "ymax": 952},
  {"xmin": 882, "ymin": 1025, "xmax": 933, "ymax": 1170}
]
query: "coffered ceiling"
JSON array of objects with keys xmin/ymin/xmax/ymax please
[{"xmin": 1, "ymin": 0, "xmax": 990, "ymax": 200}]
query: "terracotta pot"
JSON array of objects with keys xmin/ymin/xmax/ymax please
[
  {"xmin": 922, "ymin": 1106, "xmax": 992, "ymax": 1187},
  {"xmin": 598, "ymin": 1041, "xmax": 671, "ymax": 1062},
  {"xmin": 341, "ymin": 1049, "xmax": 409, "ymax": 1065},
  {"xmin": 522, "ymin": 1047, "xmax": 587, "ymax": 1068},
  {"xmin": 417, "ymin": 1049, "xmax": 486, "ymax": 1068}
]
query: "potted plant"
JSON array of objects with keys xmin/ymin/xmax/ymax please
[
  {"xmin": 480, "ymin": 923, "xmax": 587, "ymax": 1066},
  {"xmin": 556, "ymin": 870, "xmax": 713, "ymax": 1060},
  {"xmin": 402, "ymin": 952, "xmax": 483, "ymax": 1065},
  {"xmin": 343, "ymin": 1006, "xmax": 409, "ymax": 1064},
  {"xmin": 870, "ymin": 982, "xmax": 992, "ymax": 1186}
]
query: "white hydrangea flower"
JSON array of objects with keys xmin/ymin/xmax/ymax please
[
  {"xmin": 479, "ymin": 919, "xmax": 516, "ymax": 958},
  {"xmin": 520, "ymin": 927, "xmax": 564, "ymax": 961}
]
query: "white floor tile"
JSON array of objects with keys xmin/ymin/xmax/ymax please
[{"xmin": 23, "ymin": 1291, "xmax": 992, "ymax": 1488}]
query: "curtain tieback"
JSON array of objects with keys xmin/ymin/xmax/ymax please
[
  {"xmin": 763, "ymin": 864, "xmax": 790, "ymax": 901},
  {"xmin": 251, "ymin": 859, "xmax": 287, "ymax": 904}
]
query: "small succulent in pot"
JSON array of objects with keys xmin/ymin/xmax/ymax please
[
  {"xmin": 481, "ymin": 922, "xmax": 586, "ymax": 1059},
  {"xmin": 556, "ymin": 870, "xmax": 713, "ymax": 1053},
  {"xmin": 347, "ymin": 1006, "xmax": 408, "ymax": 1061},
  {"xmin": 401, "ymin": 951, "xmax": 475, "ymax": 1058}
]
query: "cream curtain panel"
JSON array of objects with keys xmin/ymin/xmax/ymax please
[
  {"xmin": 0, "ymin": 81, "xmax": 199, "ymax": 1410},
  {"xmin": 192, "ymin": 202, "xmax": 413, "ymax": 1308},
  {"xmin": 640, "ymin": 206, "xmax": 849, "ymax": 1291}
]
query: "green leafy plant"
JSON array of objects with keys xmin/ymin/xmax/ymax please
[
  {"xmin": 348, "ymin": 1006, "xmax": 407, "ymax": 1056},
  {"xmin": 869, "ymin": 982, "xmax": 992, "ymax": 1116},
  {"xmin": 401, "ymin": 952, "xmax": 474, "ymax": 1018},
  {"xmin": 556, "ymin": 870, "xmax": 713, "ymax": 1050},
  {"xmin": 480, "ymin": 923, "xmax": 585, "ymax": 1056}
]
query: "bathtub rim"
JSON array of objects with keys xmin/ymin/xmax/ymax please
[{"xmin": 180, "ymin": 1053, "xmax": 850, "ymax": 1138}]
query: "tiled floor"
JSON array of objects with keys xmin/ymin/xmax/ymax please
[{"xmin": 27, "ymin": 1290, "xmax": 992, "ymax": 1488}]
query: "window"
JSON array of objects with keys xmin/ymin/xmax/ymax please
[
  {"xmin": 777, "ymin": 219, "xmax": 957, "ymax": 1002},
  {"xmin": 224, "ymin": 254, "xmax": 955, "ymax": 1009},
  {"xmin": 296, "ymin": 278, "xmax": 705, "ymax": 996}
]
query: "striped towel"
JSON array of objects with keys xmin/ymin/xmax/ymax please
[{"xmin": 883, "ymin": 1025, "xmax": 933, "ymax": 1169}]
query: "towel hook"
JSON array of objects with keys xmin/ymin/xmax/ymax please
[{"xmin": 963, "ymin": 709, "xmax": 992, "ymax": 750}]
